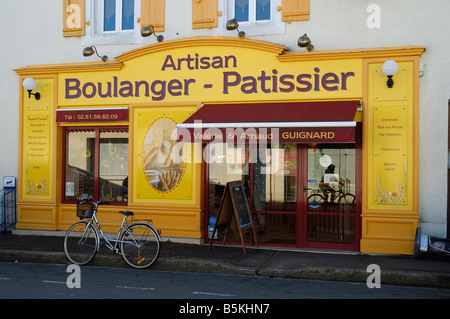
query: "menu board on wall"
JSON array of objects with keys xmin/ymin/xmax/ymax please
[
  {"xmin": 372, "ymin": 106, "xmax": 408, "ymax": 206},
  {"xmin": 23, "ymin": 113, "xmax": 51, "ymax": 198}
]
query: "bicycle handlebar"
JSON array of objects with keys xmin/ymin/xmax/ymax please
[
  {"xmin": 97, "ymin": 201, "xmax": 111, "ymax": 205},
  {"xmin": 78, "ymin": 200, "xmax": 111, "ymax": 206}
]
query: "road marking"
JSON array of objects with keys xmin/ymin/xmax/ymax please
[
  {"xmin": 192, "ymin": 291, "xmax": 236, "ymax": 297},
  {"xmin": 116, "ymin": 285, "xmax": 155, "ymax": 291},
  {"xmin": 0, "ymin": 277, "xmax": 10, "ymax": 280},
  {"xmin": 42, "ymin": 280, "xmax": 66, "ymax": 284}
]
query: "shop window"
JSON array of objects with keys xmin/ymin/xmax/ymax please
[
  {"xmin": 64, "ymin": 127, "xmax": 129, "ymax": 204},
  {"xmin": 215, "ymin": 0, "xmax": 285, "ymax": 36},
  {"xmin": 306, "ymin": 144, "xmax": 356, "ymax": 244},
  {"xmin": 206, "ymin": 143, "xmax": 297, "ymax": 246}
]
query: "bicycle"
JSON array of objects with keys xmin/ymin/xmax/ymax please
[
  {"xmin": 307, "ymin": 183, "xmax": 355, "ymax": 212},
  {"xmin": 64, "ymin": 200, "xmax": 161, "ymax": 269}
]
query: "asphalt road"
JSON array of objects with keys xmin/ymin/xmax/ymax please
[{"xmin": 1, "ymin": 261, "xmax": 449, "ymax": 301}]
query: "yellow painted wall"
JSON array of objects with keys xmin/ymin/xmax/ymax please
[
  {"xmin": 128, "ymin": 103, "xmax": 203, "ymax": 238},
  {"xmin": 17, "ymin": 76, "xmax": 59, "ymax": 230},
  {"xmin": 361, "ymin": 58, "xmax": 420, "ymax": 254}
]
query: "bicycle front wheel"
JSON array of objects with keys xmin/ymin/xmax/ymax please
[
  {"xmin": 120, "ymin": 223, "xmax": 161, "ymax": 269},
  {"xmin": 64, "ymin": 221, "xmax": 99, "ymax": 265},
  {"xmin": 338, "ymin": 193, "xmax": 356, "ymax": 213}
]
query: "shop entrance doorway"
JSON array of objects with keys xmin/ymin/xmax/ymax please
[{"xmin": 204, "ymin": 140, "xmax": 361, "ymax": 250}]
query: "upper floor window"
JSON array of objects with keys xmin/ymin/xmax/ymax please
[
  {"xmin": 83, "ymin": 0, "xmax": 143, "ymax": 45},
  {"xmin": 103, "ymin": 0, "xmax": 135, "ymax": 32},
  {"xmin": 214, "ymin": 0, "xmax": 284, "ymax": 37},
  {"xmin": 64, "ymin": 0, "xmax": 165, "ymax": 41},
  {"xmin": 193, "ymin": 0, "xmax": 309, "ymax": 31},
  {"xmin": 235, "ymin": 0, "xmax": 271, "ymax": 23}
]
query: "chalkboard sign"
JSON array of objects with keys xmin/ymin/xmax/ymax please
[
  {"xmin": 230, "ymin": 184, "xmax": 251, "ymax": 228},
  {"xmin": 208, "ymin": 181, "xmax": 258, "ymax": 254}
]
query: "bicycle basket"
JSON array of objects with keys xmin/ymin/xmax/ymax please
[{"xmin": 76, "ymin": 201, "xmax": 94, "ymax": 220}]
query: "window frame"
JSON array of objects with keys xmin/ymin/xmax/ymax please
[
  {"xmin": 83, "ymin": 0, "xmax": 143, "ymax": 46},
  {"xmin": 214, "ymin": 0, "xmax": 285, "ymax": 37},
  {"xmin": 102, "ymin": 0, "xmax": 136, "ymax": 33},
  {"xmin": 62, "ymin": 126, "xmax": 129, "ymax": 206},
  {"xmin": 234, "ymin": 0, "xmax": 272, "ymax": 24}
]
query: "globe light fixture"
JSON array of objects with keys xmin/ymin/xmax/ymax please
[
  {"xmin": 382, "ymin": 60, "xmax": 399, "ymax": 88},
  {"xmin": 22, "ymin": 77, "xmax": 40, "ymax": 100}
]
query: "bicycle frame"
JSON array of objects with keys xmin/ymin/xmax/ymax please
[{"xmin": 84, "ymin": 203, "xmax": 147, "ymax": 255}]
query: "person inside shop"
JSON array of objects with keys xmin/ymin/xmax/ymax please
[{"xmin": 319, "ymin": 164, "xmax": 339, "ymax": 202}]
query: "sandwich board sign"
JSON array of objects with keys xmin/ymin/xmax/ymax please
[{"xmin": 208, "ymin": 181, "xmax": 258, "ymax": 254}]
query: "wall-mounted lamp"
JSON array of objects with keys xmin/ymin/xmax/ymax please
[
  {"xmin": 226, "ymin": 18, "xmax": 245, "ymax": 38},
  {"xmin": 141, "ymin": 25, "xmax": 164, "ymax": 42},
  {"xmin": 22, "ymin": 77, "xmax": 40, "ymax": 100},
  {"xmin": 83, "ymin": 46, "xmax": 108, "ymax": 62},
  {"xmin": 381, "ymin": 60, "xmax": 398, "ymax": 88},
  {"xmin": 297, "ymin": 33, "xmax": 314, "ymax": 52}
]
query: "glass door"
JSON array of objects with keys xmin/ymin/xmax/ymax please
[
  {"xmin": 206, "ymin": 143, "xmax": 251, "ymax": 243},
  {"xmin": 252, "ymin": 143, "xmax": 298, "ymax": 246},
  {"xmin": 304, "ymin": 143, "xmax": 357, "ymax": 248}
]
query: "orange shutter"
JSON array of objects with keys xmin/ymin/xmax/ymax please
[
  {"xmin": 63, "ymin": 0, "xmax": 86, "ymax": 37},
  {"xmin": 139, "ymin": 0, "xmax": 165, "ymax": 32},
  {"xmin": 280, "ymin": 0, "xmax": 309, "ymax": 22},
  {"xmin": 192, "ymin": 0, "xmax": 218, "ymax": 29}
]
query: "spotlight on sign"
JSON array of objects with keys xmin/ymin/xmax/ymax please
[
  {"xmin": 141, "ymin": 24, "xmax": 164, "ymax": 42},
  {"xmin": 226, "ymin": 18, "xmax": 245, "ymax": 38},
  {"xmin": 83, "ymin": 46, "xmax": 108, "ymax": 62},
  {"xmin": 297, "ymin": 33, "xmax": 314, "ymax": 52}
]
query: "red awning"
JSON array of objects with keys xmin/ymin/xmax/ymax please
[{"xmin": 177, "ymin": 101, "xmax": 359, "ymax": 143}]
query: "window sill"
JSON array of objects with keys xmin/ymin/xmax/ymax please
[{"xmin": 82, "ymin": 31, "xmax": 144, "ymax": 46}]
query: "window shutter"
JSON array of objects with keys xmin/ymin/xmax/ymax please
[
  {"xmin": 279, "ymin": 0, "xmax": 309, "ymax": 22},
  {"xmin": 192, "ymin": 0, "xmax": 218, "ymax": 29},
  {"xmin": 139, "ymin": 0, "xmax": 165, "ymax": 32},
  {"xmin": 63, "ymin": 0, "xmax": 86, "ymax": 37}
]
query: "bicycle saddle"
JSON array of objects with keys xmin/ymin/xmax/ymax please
[{"xmin": 119, "ymin": 211, "xmax": 134, "ymax": 216}]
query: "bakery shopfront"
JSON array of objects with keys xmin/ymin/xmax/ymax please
[{"xmin": 15, "ymin": 37, "xmax": 424, "ymax": 254}]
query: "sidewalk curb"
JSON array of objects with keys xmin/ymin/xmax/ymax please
[
  {"xmin": 1, "ymin": 249, "xmax": 449, "ymax": 289},
  {"xmin": 257, "ymin": 267, "xmax": 450, "ymax": 289}
]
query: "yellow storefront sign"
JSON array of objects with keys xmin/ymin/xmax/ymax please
[
  {"xmin": 21, "ymin": 78, "xmax": 54, "ymax": 200},
  {"xmin": 372, "ymin": 106, "xmax": 409, "ymax": 205},
  {"xmin": 15, "ymin": 38, "xmax": 424, "ymax": 252},
  {"xmin": 58, "ymin": 44, "xmax": 362, "ymax": 105},
  {"xmin": 23, "ymin": 113, "xmax": 51, "ymax": 197},
  {"xmin": 366, "ymin": 61, "xmax": 414, "ymax": 211}
]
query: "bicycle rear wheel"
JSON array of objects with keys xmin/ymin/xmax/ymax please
[
  {"xmin": 307, "ymin": 193, "xmax": 324, "ymax": 207},
  {"xmin": 120, "ymin": 223, "xmax": 161, "ymax": 269},
  {"xmin": 64, "ymin": 221, "xmax": 99, "ymax": 265}
]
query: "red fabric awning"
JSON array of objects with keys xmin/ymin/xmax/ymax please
[{"xmin": 177, "ymin": 101, "xmax": 358, "ymax": 143}]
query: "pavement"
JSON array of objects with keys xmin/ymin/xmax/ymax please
[{"xmin": 0, "ymin": 231, "xmax": 449, "ymax": 289}]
